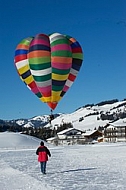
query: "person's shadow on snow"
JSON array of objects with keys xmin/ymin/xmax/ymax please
[
  {"xmin": 49, "ymin": 167, "xmax": 97, "ymax": 174},
  {"xmin": 60, "ymin": 167, "xmax": 97, "ymax": 173}
]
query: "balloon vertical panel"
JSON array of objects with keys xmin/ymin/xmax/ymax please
[
  {"xmin": 60, "ymin": 35, "xmax": 83, "ymax": 97},
  {"xmin": 14, "ymin": 37, "xmax": 43, "ymax": 101},
  {"xmin": 28, "ymin": 34, "xmax": 51, "ymax": 103},
  {"xmin": 49, "ymin": 33, "xmax": 72, "ymax": 103}
]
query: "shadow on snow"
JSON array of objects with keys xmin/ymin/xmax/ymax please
[{"xmin": 48, "ymin": 167, "xmax": 97, "ymax": 174}]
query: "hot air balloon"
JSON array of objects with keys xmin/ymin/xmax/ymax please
[{"xmin": 14, "ymin": 33, "xmax": 83, "ymax": 112}]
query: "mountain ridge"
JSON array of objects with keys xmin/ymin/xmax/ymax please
[{"xmin": 1, "ymin": 99, "xmax": 126, "ymax": 131}]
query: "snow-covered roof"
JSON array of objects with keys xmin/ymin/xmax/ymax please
[
  {"xmin": 83, "ymin": 130, "xmax": 98, "ymax": 136},
  {"xmin": 110, "ymin": 119, "xmax": 126, "ymax": 127},
  {"xmin": 46, "ymin": 136, "xmax": 57, "ymax": 141},
  {"xmin": 57, "ymin": 128, "xmax": 82, "ymax": 135}
]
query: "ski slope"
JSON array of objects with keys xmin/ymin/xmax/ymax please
[{"xmin": 0, "ymin": 132, "xmax": 126, "ymax": 190}]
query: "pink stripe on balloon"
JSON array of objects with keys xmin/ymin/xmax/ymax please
[
  {"xmin": 31, "ymin": 87, "xmax": 40, "ymax": 94},
  {"xmin": 51, "ymin": 62, "xmax": 72, "ymax": 70},
  {"xmin": 51, "ymin": 44, "xmax": 71, "ymax": 52},
  {"xmin": 63, "ymin": 86, "xmax": 69, "ymax": 92},
  {"xmin": 38, "ymin": 86, "xmax": 51, "ymax": 96},
  {"xmin": 30, "ymin": 39, "xmax": 49, "ymax": 47}
]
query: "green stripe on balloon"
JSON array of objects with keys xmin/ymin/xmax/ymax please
[
  {"xmin": 52, "ymin": 85, "xmax": 64, "ymax": 91},
  {"xmin": 30, "ymin": 62, "xmax": 51, "ymax": 70},
  {"xmin": 52, "ymin": 68, "xmax": 70, "ymax": 75},
  {"xmin": 34, "ymin": 74, "xmax": 51, "ymax": 82},
  {"xmin": 72, "ymin": 53, "xmax": 83, "ymax": 59},
  {"xmin": 20, "ymin": 38, "xmax": 33, "ymax": 46},
  {"xmin": 51, "ymin": 50, "xmax": 72, "ymax": 57},
  {"xmin": 51, "ymin": 39, "xmax": 70, "ymax": 46},
  {"xmin": 29, "ymin": 57, "xmax": 50, "ymax": 64},
  {"xmin": 36, "ymin": 92, "xmax": 42, "ymax": 98}
]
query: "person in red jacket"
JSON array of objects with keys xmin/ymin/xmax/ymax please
[{"xmin": 36, "ymin": 141, "xmax": 51, "ymax": 174}]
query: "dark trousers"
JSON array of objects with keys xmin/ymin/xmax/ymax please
[{"xmin": 40, "ymin": 162, "xmax": 47, "ymax": 174}]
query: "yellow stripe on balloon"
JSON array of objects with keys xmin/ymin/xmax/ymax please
[
  {"xmin": 18, "ymin": 65, "xmax": 29, "ymax": 75},
  {"xmin": 39, "ymin": 97, "xmax": 46, "ymax": 102},
  {"xmin": 42, "ymin": 96, "xmax": 51, "ymax": 102},
  {"xmin": 24, "ymin": 75, "xmax": 34, "ymax": 85},
  {"xmin": 52, "ymin": 73, "xmax": 69, "ymax": 81},
  {"xmin": 51, "ymin": 91, "xmax": 62, "ymax": 102}
]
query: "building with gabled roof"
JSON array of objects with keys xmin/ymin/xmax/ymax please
[
  {"xmin": 82, "ymin": 130, "xmax": 103, "ymax": 143},
  {"xmin": 47, "ymin": 128, "xmax": 84, "ymax": 145},
  {"xmin": 104, "ymin": 119, "xmax": 126, "ymax": 142},
  {"xmin": 47, "ymin": 127, "xmax": 103, "ymax": 145}
]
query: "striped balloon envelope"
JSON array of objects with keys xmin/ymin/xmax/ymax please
[{"xmin": 14, "ymin": 33, "xmax": 83, "ymax": 110}]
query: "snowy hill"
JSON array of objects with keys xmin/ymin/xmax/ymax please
[
  {"xmin": 0, "ymin": 132, "xmax": 51, "ymax": 149},
  {"xmin": 14, "ymin": 115, "xmax": 51, "ymax": 128},
  {"xmin": 46, "ymin": 99, "xmax": 126, "ymax": 131},
  {"xmin": 1, "ymin": 99, "xmax": 126, "ymax": 132}
]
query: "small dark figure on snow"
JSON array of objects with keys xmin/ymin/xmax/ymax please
[
  {"xmin": 36, "ymin": 141, "xmax": 51, "ymax": 174},
  {"xmin": 49, "ymin": 114, "xmax": 54, "ymax": 124}
]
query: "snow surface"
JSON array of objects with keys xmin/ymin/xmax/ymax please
[{"xmin": 0, "ymin": 132, "xmax": 126, "ymax": 190}]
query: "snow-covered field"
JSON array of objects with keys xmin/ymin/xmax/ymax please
[{"xmin": 0, "ymin": 132, "xmax": 126, "ymax": 190}]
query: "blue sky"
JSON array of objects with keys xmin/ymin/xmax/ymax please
[{"xmin": 0, "ymin": 0, "xmax": 125, "ymax": 120}]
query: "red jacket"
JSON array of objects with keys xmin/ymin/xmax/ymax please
[{"xmin": 36, "ymin": 146, "xmax": 51, "ymax": 162}]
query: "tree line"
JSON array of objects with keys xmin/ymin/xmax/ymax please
[{"xmin": 0, "ymin": 122, "xmax": 73, "ymax": 141}]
